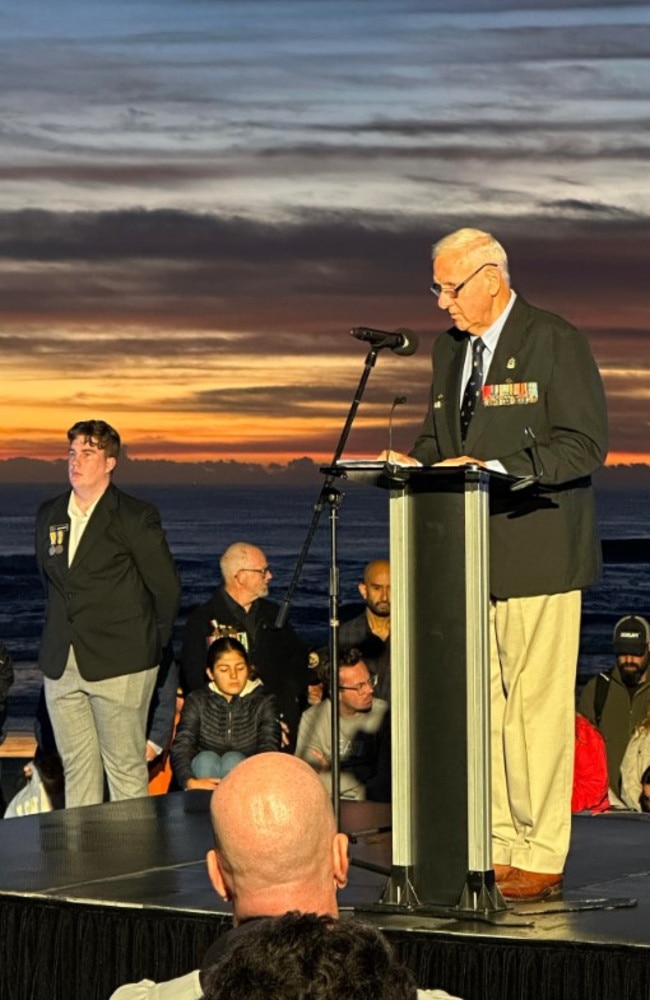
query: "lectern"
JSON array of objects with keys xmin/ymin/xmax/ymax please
[{"xmin": 332, "ymin": 462, "xmax": 505, "ymax": 914}]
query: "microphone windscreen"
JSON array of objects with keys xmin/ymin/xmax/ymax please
[{"xmin": 393, "ymin": 329, "xmax": 418, "ymax": 356}]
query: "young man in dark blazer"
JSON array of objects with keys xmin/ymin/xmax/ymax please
[
  {"xmin": 36, "ymin": 419, "xmax": 181, "ymax": 807},
  {"xmin": 391, "ymin": 228, "xmax": 608, "ymax": 901}
]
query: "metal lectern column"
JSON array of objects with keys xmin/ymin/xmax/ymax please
[{"xmin": 382, "ymin": 465, "xmax": 504, "ymax": 912}]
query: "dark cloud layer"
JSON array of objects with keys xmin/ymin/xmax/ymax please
[{"xmin": 0, "ymin": 207, "xmax": 647, "ymax": 328}]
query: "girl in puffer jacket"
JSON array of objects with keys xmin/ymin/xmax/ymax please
[{"xmin": 171, "ymin": 637, "xmax": 281, "ymax": 791}]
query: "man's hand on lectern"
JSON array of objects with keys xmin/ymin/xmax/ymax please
[
  {"xmin": 434, "ymin": 456, "xmax": 487, "ymax": 468},
  {"xmin": 377, "ymin": 449, "xmax": 421, "ymax": 467}
]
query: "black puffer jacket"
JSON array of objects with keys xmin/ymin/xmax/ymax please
[
  {"xmin": 180, "ymin": 587, "xmax": 311, "ymax": 751},
  {"xmin": 171, "ymin": 680, "xmax": 281, "ymax": 788}
]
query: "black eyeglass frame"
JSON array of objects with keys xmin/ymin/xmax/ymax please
[
  {"xmin": 430, "ymin": 261, "xmax": 498, "ymax": 300},
  {"xmin": 338, "ymin": 675, "xmax": 378, "ymax": 694}
]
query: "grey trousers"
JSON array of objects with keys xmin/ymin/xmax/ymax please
[{"xmin": 44, "ymin": 649, "xmax": 158, "ymax": 808}]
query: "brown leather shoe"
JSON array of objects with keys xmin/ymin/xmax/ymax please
[
  {"xmin": 500, "ymin": 868, "xmax": 563, "ymax": 902},
  {"xmin": 492, "ymin": 863, "xmax": 514, "ymax": 883}
]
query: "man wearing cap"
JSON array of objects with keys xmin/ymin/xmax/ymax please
[{"xmin": 579, "ymin": 614, "xmax": 650, "ymax": 796}]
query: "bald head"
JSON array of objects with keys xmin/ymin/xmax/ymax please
[
  {"xmin": 359, "ymin": 559, "xmax": 390, "ymax": 619},
  {"xmin": 219, "ymin": 542, "xmax": 272, "ymax": 609},
  {"xmin": 363, "ymin": 559, "xmax": 389, "ymax": 586},
  {"xmin": 220, "ymin": 543, "xmax": 266, "ymax": 583},
  {"xmin": 207, "ymin": 753, "xmax": 348, "ymax": 922}
]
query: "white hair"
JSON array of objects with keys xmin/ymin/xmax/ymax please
[{"xmin": 432, "ymin": 227, "xmax": 510, "ymax": 283}]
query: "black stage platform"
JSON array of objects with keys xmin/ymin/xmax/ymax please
[{"xmin": 0, "ymin": 793, "xmax": 649, "ymax": 1000}]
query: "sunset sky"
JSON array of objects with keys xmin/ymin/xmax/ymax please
[{"xmin": 0, "ymin": 0, "xmax": 648, "ymax": 465}]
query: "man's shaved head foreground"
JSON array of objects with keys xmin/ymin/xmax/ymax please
[{"xmin": 206, "ymin": 753, "xmax": 349, "ymax": 923}]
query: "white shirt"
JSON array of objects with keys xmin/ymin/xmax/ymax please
[
  {"xmin": 109, "ymin": 970, "xmax": 461, "ymax": 1000},
  {"xmin": 460, "ymin": 291, "xmax": 516, "ymax": 474},
  {"xmin": 67, "ymin": 490, "xmax": 104, "ymax": 565},
  {"xmin": 459, "ymin": 290, "xmax": 517, "ymax": 404}
]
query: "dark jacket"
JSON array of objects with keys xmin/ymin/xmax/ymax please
[
  {"xmin": 181, "ymin": 586, "xmax": 310, "ymax": 748},
  {"xmin": 35, "ymin": 483, "xmax": 181, "ymax": 681},
  {"xmin": 411, "ymin": 296, "xmax": 608, "ymax": 599},
  {"xmin": 578, "ymin": 667, "xmax": 650, "ymax": 794},
  {"xmin": 0, "ymin": 642, "xmax": 13, "ymax": 743},
  {"xmin": 338, "ymin": 611, "xmax": 391, "ymax": 702},
  {"xmin": 171, "ymin": 680, "xmax": 281, "ymax": 788}
]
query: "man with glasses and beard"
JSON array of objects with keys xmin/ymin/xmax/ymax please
[
  {"xmin": 181, "ymin": 542, "xmax": 310, "ymax": 750},
  {"xmin": 580, "ymin": 614, "xmax": 650, "ymax": 798}
]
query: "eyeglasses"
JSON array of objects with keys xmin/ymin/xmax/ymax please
[
  {"xmin": 339, "ymin": 675, "xmax": 378, "ymax": 694},
  {"xmin": 430, "ymin": 262, "xmax": 497, "ymax": 300},
  {"xmin": 239, "ymin": 566, "xmax": 271, "ymax": 577}
]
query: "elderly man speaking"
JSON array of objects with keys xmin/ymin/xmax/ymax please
[{"xmin": 389, "ymin": 227, "xmax": 607, "ymax": 901}]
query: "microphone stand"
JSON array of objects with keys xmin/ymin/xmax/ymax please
[{"xmin": 275, "ymin": 344, "xmax": 383, "ymax": 829}]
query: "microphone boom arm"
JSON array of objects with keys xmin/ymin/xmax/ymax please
[{"xmin": 274, "ymin": 343, "xmax": 380, "ymax": 631}]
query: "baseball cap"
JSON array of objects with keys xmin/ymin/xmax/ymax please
[{"xmin": 613, "ymin": 615, "xmax": 650, "ymax": 656}]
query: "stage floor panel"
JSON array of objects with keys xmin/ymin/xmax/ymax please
[{"xmin": 1, "ymin": 793, "xmax": 649, "ymax": 1000}]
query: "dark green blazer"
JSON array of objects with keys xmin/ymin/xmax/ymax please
[
  {"xmin": 411, "ymin": 296, "xmax": 608, "ymax": 599},
  {"xmin": 36, "ymin": 483, "xmax": 181, "ymax": 681}
]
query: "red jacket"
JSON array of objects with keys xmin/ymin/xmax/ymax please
[{"xmin": 572, "ymin": 713, "xmax": 610, "ymax": 813}]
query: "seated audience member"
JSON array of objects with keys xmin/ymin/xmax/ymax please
[
  {"xmin": 640, "ymin": 766, "xmax": 650, "ymax": 813},
  {"xmin": 338, "ymin": 559, "xmax": 391, "ymax": 701},
  {"xmin": 181, "ymin": 542, "xmax": 311, "ymax": 749},
  {"xmin": 572, "ymin": 714, "xmax": 610, "ymax": 814},
  {"xmin": 620, "ymin": 703, "xmax": 650, "ymax": 811},
  {"xmin": 201, "ymin": 911, "xmax": 459, "ymax": 1000},
  {"xmin": 0, "ymin": 642, "xmax": 13, "ymax": 745},
  {"xmin": 110, "ymin": 752, "xmax": 459, "ymax": 1000},
  {"xmin": 0, "ymin": 641, "xmax": 14, "ymax": 812},
  {"xmin": 148, "ymin": 686, "xmax": 184, "ymax": 796},
  {"xmin": 110, "ymin": 753, "xmax": 349, "ymax": 999},
  {"xmin": 578, "ymin": 614, "xmax": 650, "ymax": 797},
  {"xmin": 4, "ymin": 746, "xmax": 64, "ymax": 819},
  {"xmin": 296, "ymin": 647, "xmax": 390, "ymax": 802},
  {"xmin": 170, "ymin": 637, "xmax": 281, "ymax": 790},
  {"xmin": 146, "ymin": 642, "xmax": 179, "ymax": 765}
]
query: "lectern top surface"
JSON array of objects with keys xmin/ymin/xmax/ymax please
[{"xmin": 322, "ymin": 460, "xmax": 497, "ymax": 489}]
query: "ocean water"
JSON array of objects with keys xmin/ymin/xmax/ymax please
[{"xmin": 1, "ymin": 482, "xmax": 649, "ymax": 732}]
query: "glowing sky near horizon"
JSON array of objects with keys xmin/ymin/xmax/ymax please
[{"xmin": 0, "ymin": 0, "xmax": 649, "ymax": 464}]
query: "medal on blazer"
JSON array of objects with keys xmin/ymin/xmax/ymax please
[
  {"xmin": 482, "ymin": 381, "xmax": 539, "ymax": 406},
  {"xmin": 207, "ymin": 619, "xmax": 248, "ymax": 651},
  {"xmin": 48, "ymin": 524, "xmax": 68, "ymax": 556}
]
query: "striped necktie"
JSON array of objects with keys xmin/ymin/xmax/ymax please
[{"xmin": 460, "ymin": 337, "xmax": 485, "ymax": 443}]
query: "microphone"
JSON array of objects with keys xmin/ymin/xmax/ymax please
[
  {"xmin": 510, "ymin": 426, "xmax": 545, "ymax": 491},
  {"xmin": 388, "ymin": 395, "xmax": 407, "ymax": 455},
  {"xmin": 350, "ymin": 326, "xmax": 418, "ymax": 357}
]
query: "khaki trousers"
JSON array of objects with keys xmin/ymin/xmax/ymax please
[{"xmin": 490, "ymin": 590, "xmax": 581, "ymax": 873}]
